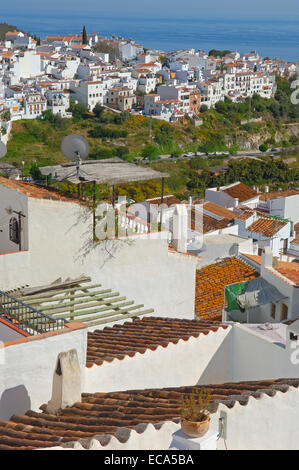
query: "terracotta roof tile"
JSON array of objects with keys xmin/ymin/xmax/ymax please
[
  {"xmin": 203, "ymin": 201, "xmax": 236, "ymax": 221},
  {"xmin": 195, "ymin": 257, "xmax": 258, "ymax": 320},
  {"xmin": 86, "ymin": 317, "xmax": 228, "ymax": 365},
  {"xmin": 190, "ymin": 208, "xmax": 232, "ymax": 234},
  {"xmin": 247, "ymin": 217, "xmax": 288, "ymax": 237},
  {"xmin": 259, "ymin": 189, "xmax": 299, "ymax": 201},
  {"xmin": 223, "ymin": 183, "xmax": 258, "ymax": 203},
  {"xmin": 0, "ymin": 378, "xmax": 298, "ymax": 449},
  {"xmin": 146, "ymin": 195, "xmax": 181, "ymax": 208},
  {"xmin": 241, "ymin": 253, "xmax": 299, "ymax": 285},
  {"xmin": 0, "ymin": 177, "xmax": 82, "ymax": 204}
]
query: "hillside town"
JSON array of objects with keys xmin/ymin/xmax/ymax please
[
  {"xmin": 0, "ymin": 27, "xmax": 297, "ymax": 139},
  {"xmin": 0, "ymin": 26, "xmax": 299, "ymax": 452}
]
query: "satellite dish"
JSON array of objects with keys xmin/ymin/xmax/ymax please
[
  {"xmin": 60, "ymin": 135, "xmax": 90, "ymax": 180},
  {"xmin": 0, "ymin": 142, "xmax": 7, "ymax": 159},
  {"xmin": 61, "ymin": 134, "xmax": 89, "ymax": 161}
]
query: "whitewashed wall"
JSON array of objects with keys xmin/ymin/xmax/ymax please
[
  {"xmin": 0, "ymin": 185, "xmax": 29, "ymax": 254},
  {"xmin": 84, "ymin": 327, "xmax": 232, "ymax": 393},
  {"xmin": 217, "ymin": 386, "xmax": 299, "ymax": 450},
  {"xmin": 0, "ymin": 190, "xmax": 197, "ymax": 319},
  {"xmin": 0, "ymin": 327, "xmax": 87, "ymax": 420},
  {"xmin": 232, "ymin": 324, "xmax": 299, "ymax": 382}
]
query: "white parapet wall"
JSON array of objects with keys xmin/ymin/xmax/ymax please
[
  {"xmin": 232, "ymin": 324, "xmax": 299, "ymax": 382},
  {"xmin": 217, "ymin": 385, "xmax": 299, "ymax": 450},
  {"xmin": 42, "ymin": 421, "xmax": 181, "ymax": 451},
  {"xmin": 0, "ymin": 324, "xmax": 87, "ymax": 420},
  {"xmin": 41, "ymin": 384, "xmax": 299, "ymax": 450},
  {"xmin": 84, "ymin": 326, "xmax": 232, "ymax": 393}
]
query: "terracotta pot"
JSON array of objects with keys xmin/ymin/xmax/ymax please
[{"xmin": 181, "ymin": 416, "xmax": 210, "ymax": 438}]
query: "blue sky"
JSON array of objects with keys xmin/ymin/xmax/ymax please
[{"xmin": 3, "ymin": 0, "xmax": 299, "ymax": 19}]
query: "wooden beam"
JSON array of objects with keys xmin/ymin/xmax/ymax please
[
  {"xmin": 17, "ymin": 284, "xmax": 103, "ymax": 302},
  {"xmin": 85, "ymin": 308, "xmax": 154, "ymax": 327},
  {"xmin": 21, "ymin": 288, "xmax": 112, "ymax": 306}
]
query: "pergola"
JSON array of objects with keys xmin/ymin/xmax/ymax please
[{"xmin": 40, "ymin": 157, "xmax": 169, "ymax": 186}]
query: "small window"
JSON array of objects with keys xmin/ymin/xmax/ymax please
[
  {"xmin": 9, "ymin": 217, "xmax": 19, "ymax": 245},
  {"xmin": 282, "ymin": 303, "xmax": 288, "ymax": 321},
  {"xmin": 290, "ymin": 332, "xmax": 298, "ymax": 341},
  {"xmin": 271, "ymin": 303, "xmax": 276, "ymax": 319}
]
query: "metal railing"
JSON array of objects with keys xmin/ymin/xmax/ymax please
[{"xmin": 0, "ymin": 289, "xmax": 67, "ymax": 336}]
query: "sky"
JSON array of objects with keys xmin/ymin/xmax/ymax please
[{"xmin": 2, "ymin": 0, "xmax": 299, "ymax": 20}]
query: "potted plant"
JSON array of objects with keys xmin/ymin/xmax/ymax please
[{"xmin": 179, "ymin": 388, "xmax": 214, "ymax": 438}]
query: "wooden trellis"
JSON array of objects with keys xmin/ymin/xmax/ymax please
[{"xmin": 12, "ymin": 281, "xmax": 154, "ymax": 328}]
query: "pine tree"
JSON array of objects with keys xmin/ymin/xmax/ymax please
[{"xmin": 82, "ymin": 25, "xmax": 87, "ymax": 45}]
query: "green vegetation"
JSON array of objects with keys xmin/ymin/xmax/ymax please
[
  {"xmin": 209, "ymin": 49, "xmax": 232, "ymax": 57},
  {"xmin": 149, "ymin": 156, "xmax": 299, "ymax": 201},
  {"xmin": 93, "ymin": 41, "xmax": 120, "ymax": 61},
  {"xmin": 82, "ymin": 25, "xmax": 87, "ymax": 45},
  {"xmin": 2, "ymin": 76, "xmax": 299, "ymax": 202},
  {"xmin": 0, "ymin": 22, "xmax": 20, "ymax": 40}
]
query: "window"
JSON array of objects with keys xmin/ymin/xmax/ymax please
[
  {"xmin": 290, "ymin": 332, "xmax": 298, "ymax": 341},
  {"xmin": 9, "ymin": 217, "xmax": 19, "ymax": 245},
  {"xmin": 281, "ymin": 303, "xmax": 288, "ymax": 321},
  {"xmin": 271, "ymin": 303, "xmax": 276, "ymax": 319}
]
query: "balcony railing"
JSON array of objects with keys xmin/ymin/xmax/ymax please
[{"xmin": 0, "ymin": 289, "xmax": 67, "ymax": 335}]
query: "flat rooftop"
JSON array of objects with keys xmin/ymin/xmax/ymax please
[{"xmin": 40, "ymin": 157, "xmax": 169, "ymax": 185}]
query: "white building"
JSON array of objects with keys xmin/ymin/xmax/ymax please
[
  {"xmin": 205, "ymin": 182, "xmax": 260, "ymax": 209},
  {"xmin": 71, "ymin": 80, "xmax": 104, "ymax": 110}
]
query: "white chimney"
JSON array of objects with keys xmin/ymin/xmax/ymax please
[
  {"xmin": 47, "ymin": 349, "xmax": 82, "ymax": 414},
  {"xmin": 265, "ymin": 185, "xmax": 269, "ymax": 193},
  {"xmin": 262, "ymin": 246, "xmax": 273, "ymax": 269},
  {"xmin": 172, "ymin": 204, "xmax": 188, "ymax": 253},
  {"xmin": 188, "ymin": 196, "xmax": 192, "ymax": 206}
]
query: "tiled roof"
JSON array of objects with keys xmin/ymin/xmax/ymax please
[
  {"xmin": 195, "ymin": 257, "xmax": 258, "ymax": 320},
  {"xmin": 240, "ymin": 253, "xmax": 262, "ymax": 265},
  {"xmin": 274, "ymin": 261, "xmax": 299, "ymax": 285},
  {"xmin": 259, "ymin": 189, "xmax": 299, "ymax": 201},
  {"xmin": 0, "ymin": 177, "xmax": 81, "ymax": 204},
  {"xmin": 146, "ymin": 195, "xmax": 181, "ymax": 208},
  {"xmin": 86, "ymin": 317, "xmax": 228, "ymax": 366},
  {"xmin": 241, "ymin": 253, "xmax": 299, "ymax": 285},
  {"xmin": 223, "ymin": 182, "xmax": 258, "ymax": 202},
  {"xmin": 247, "ymin": 217, "xmax": 288, "ymax": 237},
  {"xmin": 190, "ymin": 208, "xmax": 232, "ymax": 234},
  {"xmin": 203, "ymin": 201, "xmax": 235, "ymax": 221},
  {"xmin": 0, "ymin": 378, "xmax": 298, "ymax": 449}
]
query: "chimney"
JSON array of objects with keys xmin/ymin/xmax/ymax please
[
  {"xmin": 188, "ymin": 196, "xmax": 192, "ymax": 206},
  {"xmin": 172, "ymin": 204, "xmax": 188, "ymax": 253},
  {"xmin": 265, "ymin": 185, "xmax": 269, "ymax": 193},
  {"xmin": 262, "ymin": 246, "xmax": 273, "ymax": 269},
  {"xmin": 46, "ymin": 349, "xmax": 82, "ymax": 414}
]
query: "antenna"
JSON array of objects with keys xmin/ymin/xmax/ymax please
[
  {"xmin": 60, "ymin": 134, "xmax": 90, "ymax": 180},
  {"xmin": 0, "ymin": 142, "xmax": 7, "ymax": 159}
]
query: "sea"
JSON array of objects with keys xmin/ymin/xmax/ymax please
[{"xmin": 1, "ymin": 11, "xmax": 299, "ymax": 62}]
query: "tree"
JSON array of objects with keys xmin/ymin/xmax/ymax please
[
  {"xmin": 93, "ymin": 103, "xmax": 105, "ymax": 119},
  {"xmin": 200, "ymin": 104, "xmax": 208, "ymax": 113},
  {"xmin": 82, "ymin": 25, "xmax": 87, "ymax": 45},
  {"xmin": 141, "ymin": 144, "xmax": 159, "ymax": 160},
  {"xmin": 259, "ymin": 143, "xmax": 269, "ymax": 153}
]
